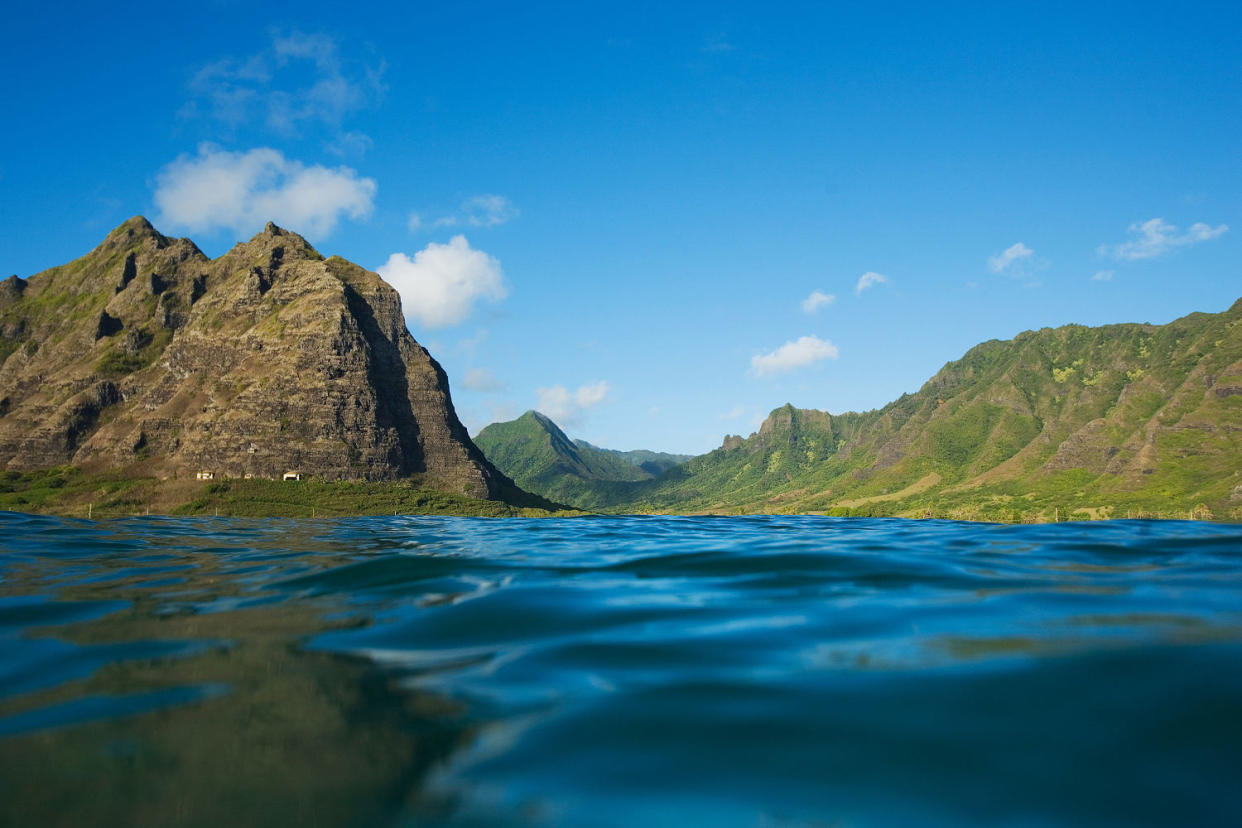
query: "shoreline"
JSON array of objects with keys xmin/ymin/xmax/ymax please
[{"xmin": 2, "ymin": 467, "xmax": 1235, "ymax": 523}]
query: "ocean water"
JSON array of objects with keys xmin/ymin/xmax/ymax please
[{"xmin": 0, "ymin": 512, "xmax": 1240, "ymax": 827}]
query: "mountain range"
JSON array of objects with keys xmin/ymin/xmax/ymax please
[
  {"xmin": 0, "ymin": 217, "xmax": 548, "ymax": 511},
  {"xmin": 5, "ymin": 218, "xmax": 1240, "ymax": 520},
  {"xmin": 477, "ymin": 299, "xmax": 1242, "ymax": 521}
]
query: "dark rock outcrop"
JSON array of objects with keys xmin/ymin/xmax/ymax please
[{"xmin": 0, "ymin": 217, "xmax": 526, "ymax": 501}]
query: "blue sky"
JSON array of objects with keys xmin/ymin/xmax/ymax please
[{"xmin": 1, "ymin": 1, "xmax": 1238, "ymax": 454}]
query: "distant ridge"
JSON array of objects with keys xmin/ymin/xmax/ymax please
[
  {"xmin": 0, "ymin": 217, "xmax": 547, "ymax": 508},
  {"xmin": 572, "ymin": 440, "xmax": 692, "ymax": 477},
  {"xmin": 473, "ymin": 411, "xmax": 690, "ymax": 508},
  {"xmin": 615, "ymin": 298, "xmax": 1242, "ymax": 519},
  {"xmin": 483, "ymin": 300, "xmax": 1242, "ymax": 520}
]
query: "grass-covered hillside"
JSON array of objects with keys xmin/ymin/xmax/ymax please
[
  {"xmin": 0, "ymin": 467, "xmax": 576, "ymax": 519},
  {"xmin": 473, "ymin": 411, "xmax": 689, "ymax": 509},
  {"xmin": 572, "ymin": 441, "xmax": 693, "ymax": 477},
  {"xmin": 626, "ymin": 298, "xmax": 1242, "ymax": 520},
  {"xmin": 481, "ymin": 299, "xmax": 1242, "ymax": 521}
]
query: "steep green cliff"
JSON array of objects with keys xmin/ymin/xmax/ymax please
[{"xmin": 480, "ymin": 299, "xmax": 1242, "ymax": 520}]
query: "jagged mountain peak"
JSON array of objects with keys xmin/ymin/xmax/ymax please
[
  {"xmin": 220, "ymin": 222, "xmax": 323, "ymax": 268},
  {"xmin": 0, "ymin": 220, "xmax": 537, "ymax": 507},
  {"xmin": 109, "ymin": 215, "xmax": 158, "ymax": 237}
]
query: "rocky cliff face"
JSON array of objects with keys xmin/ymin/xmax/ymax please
[{"xmin": 0, "ymin": 217, "xmax": 518, "ymax": 500}]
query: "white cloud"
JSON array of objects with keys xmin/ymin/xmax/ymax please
[
  {"xmin": 800, "ymin": 290, "xmax": 836, "ymax": 314},
  {"xmin": 185, "ymin": 31, "xmax": 383, "ymax": 135},
  {"xmin": 377, "ymin": 236, "xmax": 508, "ymax": 330},
  {"xmin": 1099, "ymin": 218, "xmax": 1228, "ymax": 261},
  {"xmin": 153, "ymin": 144, "xmax": 376, "ymax": 238},
  {"xmin": 751, "ymin": 335, "xmax": 839, "ymax": 376},
  {"xmin": 855, "ymin": 271, "xmax": 888, "ymax": 295},
  {"xmin": 988, "ymin": 242, "xmax": 1034, "ymax": 275},
  {"xmin": 463, "ymin": 368, "xmax": 507, "ymax": 392},
  {"xmin": 1091, "ymin": 270, "xmax": 1115, "ymax": 282},
  {"xmin": 719, "ymin": 406, "xmax": 745, "ymax": 419},
  {"xmin": 535, "ymin": 381, "xmax": 611, "ymax": 425},
  {"xmin": 407, "ymin": 212, "xmax": 423, "ymax": 232}
]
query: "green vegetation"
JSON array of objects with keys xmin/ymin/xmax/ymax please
[
  {"xmin": 0, "ymin": 468, "xmax": 577, "ymax": 519},
  {"xmin": 474, "ymin": 411, "xmax": 691, "ymax": 509},
  {"xmin": 172, "ymin": 478, "xmax": 572, "ymax": 518},
  {"xmin": 94, "ymin": 328, "xmax": 171, "ymax": 376},
  {"xmin": 475, "ymin": 299, "xmax": 1242, "ymax": 522},
  {"xmin": 572, "ymin": 440, "xmax": 692, "ymax": 476}
]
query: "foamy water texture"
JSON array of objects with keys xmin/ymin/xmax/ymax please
[{"xmin": 1, "ymin": 512, "xmax": 1240, "ymax": 826}]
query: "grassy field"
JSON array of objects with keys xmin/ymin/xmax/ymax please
[
  {"xmin": 0, "ymin": 467, "xmax": 1234, "ymax": 523},
  {"xmin": 0, "ymin": 468, "xmax": 580, "ymax": 519}
]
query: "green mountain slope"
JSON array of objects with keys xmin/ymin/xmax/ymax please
[
  {"xmin": 619, "ymin": 298, "xmax": 1242, "ymax": 519},
  {"xmin": 572, "ymin": 441, "xmax": 693, "ymax": 476},
  {"xmin": 473, "ymin": 411, "xmax": 689, "ymax": 508}
]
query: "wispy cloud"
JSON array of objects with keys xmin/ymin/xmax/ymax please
[
  {"xmin": 376, "ymin": 236, "xmax": 508, "ymax": 330},
  {"xmin": 456, "ymin": 328, "xmax": 488, "ymax": 359},
  {"xmin": 800, "ymin": 290, "xmax": 836, "ymax": 314},
  {"xmin": 1091, "ymin": 270, "xmax": 1115, "ymax": 282},
  {"xmin": 462, "ymin": 368, "xmax": 507, "ymax": 393},
  {"xmin": 702, "ymin": 33, "xmax": 734, "ymax": 53},
  {"xmin": 463, "ymin": 194, "xmax": 519, "ymax": 227},
  {"xmin": 751, "ymin": 335, "xmax": 839, "ymax": 376},
  {"xmin": 719, "ymin": 406, "xmax": 745, "ymax": 420},
  {"xmin": 183, "ymin": 31, "xmax": 384, "ymax": 143},
  {"xmin": 536, "ymin": 381, "xmax": 611, "ymax": 425},
  {"xmin": 855, "ymin": 272, "xmax": 888, "ymax": 295},
  {"xmin": 416, "ymin": 194, "xmax": 519, "ymax": 231},
  {"xmin": 324, "ymin": 130, "xmax": 373, "ymax": 158},
  {"xmin": 988, "ymin": 242, "xmax": 1034, "ymax": 275},
  {"xmin": 153, "ymin": 144, "xmax": 375, "ymax": 238},
  {"xmin": 1099, "ymin": 218, "xmax": 1228, "ymax": 261}
]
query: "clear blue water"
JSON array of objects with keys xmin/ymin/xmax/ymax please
[{"xmin": 1, "ymin": 512, "xmax": 1241, "ymax": 826}]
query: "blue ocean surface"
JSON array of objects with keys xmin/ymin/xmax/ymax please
[{"xmin": 0, "ymin": 511, "xmax": 1240, "ymax": 826}]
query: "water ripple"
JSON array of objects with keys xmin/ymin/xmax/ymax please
[{"xmin": 0, "ymin": 512, "xmax": 1240, "ymax": 826}]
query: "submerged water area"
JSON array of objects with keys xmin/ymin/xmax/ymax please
[{"xmin": 0, "ymin": 512, "xmax": 1240, "ymax": 827}]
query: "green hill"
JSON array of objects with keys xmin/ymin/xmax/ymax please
[
  {"xmin": 572, "ymin": 441, "xmax": 693, "ymax": 476},
  {"xmin": 473, "ymin": 411, "xmax": 689, "ymax": 508},
  {"xmin": 619, "ymin": 297, "xmax": 1242, "ymax": 520},
  {"xmin": 496, "ymin": 299, "xmax": 1242, "ymax": 521}
]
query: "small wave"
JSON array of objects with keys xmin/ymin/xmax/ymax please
[{"xmin": 0, "ymin": 513, "xmax": 1240, "ymax": 826}]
